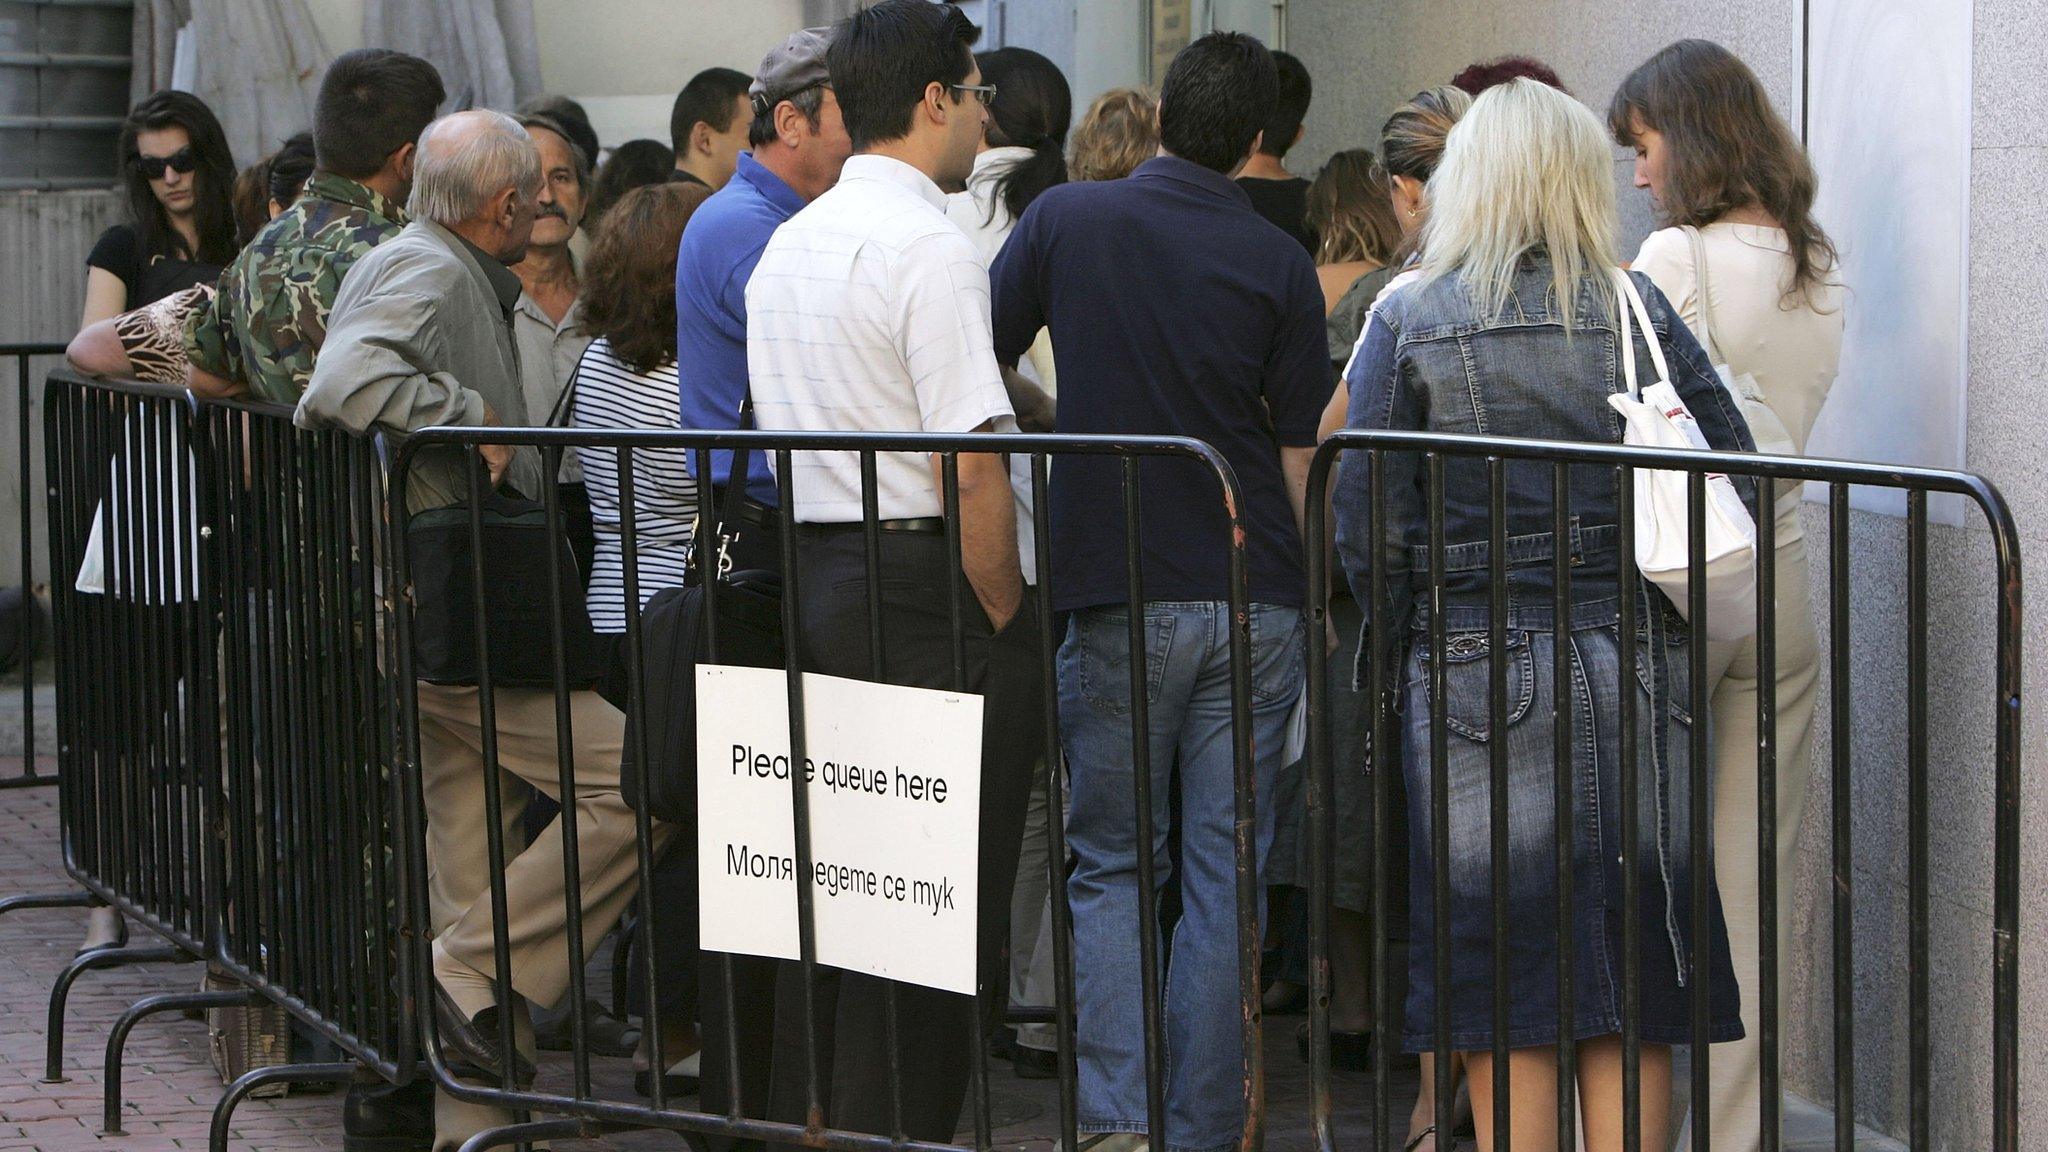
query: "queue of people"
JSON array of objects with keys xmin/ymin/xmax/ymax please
[{"xmin": 60, "ymin": 10, "xmax": 1842, "ymax": 1152}]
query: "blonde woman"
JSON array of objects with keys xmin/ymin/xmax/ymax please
[
  {"xmin": 1612, "ymin": 40, "xmax": 1844, "ymax": 1151},
  {"xmin": 1332, "ymin": 80, "xmax": 1752, "ymax": 1152},
  {"xmin": 1068, "ymin": 87, "xmax": 1158, "ymax": 182}
]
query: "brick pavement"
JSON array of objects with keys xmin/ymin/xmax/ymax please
[{"xmin": 0, "ymin": 769, "xmax": 347, "ymax": 1151}]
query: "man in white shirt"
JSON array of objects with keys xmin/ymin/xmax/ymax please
[{"xmin": 745, "ymin": 0, "xmax": 1040, "ymax": 1142}]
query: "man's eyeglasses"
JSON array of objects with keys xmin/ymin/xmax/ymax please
[
  {"xmin": 950, "ymin": 83, "xmax": 997, "ymax": 108},
  {"xmin": 133, "ymin": 147, "xmax": 197, "ymax": 181}
]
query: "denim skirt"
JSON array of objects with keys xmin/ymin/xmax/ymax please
[{"xmin": 1395, "ymin": 603, "xmax": 1744, "ymax": 1052}]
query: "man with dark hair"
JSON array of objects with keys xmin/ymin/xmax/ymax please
[
  {"xmin": 185, "ymin": 50, "xmax": 447, "ymax": 1152},
  {"xmin": 990, "ymin": 30, "xmax": 1323, "ymax": 1152},
  {"xmin": 746, "ymin": 0, "xmax": 1040, "ymax": 1142},
  {"xmin": 1234, "ymin": 48, "xmax": 1316, "ymax": 252},
  {"xmin": 185, "ymin": 48, "xmax": 444, "ymax": 401},
  {"xmin": 669, "ymin": 66, "xmax": 754, "ymax": 189}
]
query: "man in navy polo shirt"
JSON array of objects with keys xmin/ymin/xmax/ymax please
[
  {"xmin": 675, "ymin": 24, "xmax": 852, "ymax": 574},
  {"xmin": 990, "ymin": 31, "xmax": 1327, "ymax": 1152}
]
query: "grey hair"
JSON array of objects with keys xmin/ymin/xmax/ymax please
[{"xmin": 407, "ymin": 110, "xmax": 543, "ymax": 226}]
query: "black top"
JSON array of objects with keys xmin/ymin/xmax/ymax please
[
  {"xmin": 991, "ymin": 156, "xmax": 1331, "ymax": 612},
  {"xmin": 87, "ymin": 224, "xmax": 222, "ymax": 310},
  {"xmin": 667, "ymin": 168, "xmax": 709, "ymax": 188},
  {"xmin": 1235, "ymin": 176, "xmax": 1316, "ymax": 254}
]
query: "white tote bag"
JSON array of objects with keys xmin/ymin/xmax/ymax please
[{"xmin": 1606, "ymin": 269, "xmax": 1758, "ymax": 642}]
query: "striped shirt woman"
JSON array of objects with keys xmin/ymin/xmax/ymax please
[
  {"xmin": 571, "ymin": 338, "xmax": 695, "ymax": 630},
  {"xmin": 565, "ymin": 181, "xmax": 713, "ymax": 631}
]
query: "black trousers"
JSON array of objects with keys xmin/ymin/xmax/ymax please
[{"xmin": 765, "ymin": 526, "xmax": 1043, "ymax": 1146}]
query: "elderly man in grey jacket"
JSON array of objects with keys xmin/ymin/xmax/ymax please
[{"xmin": 299, "ymin": 109, "xmax": 664, "ymax": 1149}]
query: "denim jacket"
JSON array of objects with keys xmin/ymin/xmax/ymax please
[{"xmin": 1332, "ymin": 255, "xmax": 1756, "ymax": 636}]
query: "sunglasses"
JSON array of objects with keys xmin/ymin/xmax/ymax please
[
  {"xmin": 133, "ymin": 147, "xmax": 197, "ymax": 181},
  {"xmin": 950, "ymin": 83, "xmax": 997, "ymax": 108}
]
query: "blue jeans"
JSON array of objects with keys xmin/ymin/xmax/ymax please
[{"xmin": 1059, "ymin": 601, "xmax": 1305, "ymax": 1152}]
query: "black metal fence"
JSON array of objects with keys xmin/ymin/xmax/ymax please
[
  {"xmin": 1301, "ymin": 429, "xmax": 2021, "ymax": 1152},
  {"xmin": 199, "ymin": 394, "xmax": 418, "ymax": 1086},
  {"xmin": 0, "ymin": 341, "xmax": 64, "ymax": 788},
  {"xmin": 4, "ymin": 363, "xmax": 2026, "ymax": 1152},
  {"xmin": 35, "ymin": 371, "xmax": 216, "ymax": 1091},
  {"xmin": 383, "ymin": 423, "xmax": 1266, "ymax": 1152}
]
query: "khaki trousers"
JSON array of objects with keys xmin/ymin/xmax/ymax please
[
  {"xmin": 1700, "ymin": 521, "xmax": 1821, "ymax": 1152},
  {"xmin": 415, "ymin": 682, "xmax": 668, "ymax": 1151}
]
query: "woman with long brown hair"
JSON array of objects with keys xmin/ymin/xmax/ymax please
[
  {"xmin": 1611, "ymin": 39, "xmax": 1844, "ymax": 1152},
  {"xmin": 567, "ymin": 179, "xmax": 713, "ymax": 1096},
  {"xmin": 80, "ymin": 90, "xmax": 238, "ymax": 328},
  {"xmin": 569, "ymin": 181, "xmax": 713, "ymax": 637}
]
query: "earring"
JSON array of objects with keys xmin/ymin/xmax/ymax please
[{"xmin": 1407, "ymin": 208, "xmax": 1420, "ymax": 218}]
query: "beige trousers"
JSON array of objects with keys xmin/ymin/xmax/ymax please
[
  {"xmin": 415, "ymin": 682, "xmax": 668, "ymax": 1151},
  {"xmin": 1700, "ymin": 521, "xmax": 1821, "ymax": 1152}
]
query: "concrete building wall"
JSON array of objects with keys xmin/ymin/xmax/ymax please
[{"xmin": 1274, "ymin": 0, "xmax": 2045, "ymax": 1146}]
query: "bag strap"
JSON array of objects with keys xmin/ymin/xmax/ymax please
[
  {"xmin": 1683, "ymin": 225, "xmax": 1723, "ymax": 362},
  {"xmin": 719, "ymin": 398, "xmax": 757, "ymax": 531},
  {"xmin": 544, "ymin": 339, "xmax": 599, "ymax": 429},
  {"xmin": 1611, "ymin": 268, "xmax": 1671, "ymax": 400}
]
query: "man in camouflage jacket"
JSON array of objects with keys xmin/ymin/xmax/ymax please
[{"xmin": 184, "ymin": 49, "xmax": 444, "ymax": 402}]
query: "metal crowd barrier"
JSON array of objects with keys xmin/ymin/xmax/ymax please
[
  {"xmin": 383, "ymin": 424, "xmax": 1264, "ymax": 1152},
  {"xmin": 0, "ymin": 374, "xmax": 415, "ymax": 1138},
  {"xmin": 0, "ymin": 341, "xmax": 63, "ymax": 788},
  {"xmin": 35, "ymin": 369, "xmax": 217, "ymax": 1087},
  {"xmin": 195, "ymin": 393, "xmax": 420, "ymax": 1139},
  {"xmin": 1301, "ymin": 430, "xmax": 2021, "ymax": 1152}
]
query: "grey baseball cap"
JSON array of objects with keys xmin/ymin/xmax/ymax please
[{"xmin": 750, "ymin": 26, "xmax": 834, "ymax": 113}]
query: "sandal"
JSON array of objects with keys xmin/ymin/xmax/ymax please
[{"xmin": 1404, "ymin": 1126, "xmax": 1436, "ymax": 1152}]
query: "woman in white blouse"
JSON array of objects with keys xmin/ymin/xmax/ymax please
[
  {"xmin": 1611, "ymin": 39, "xmax": 1845, "ymax": 1151},
  {"xmin": 942, "ymin": 44, "xmax": 1071, "ymax": 1082}
]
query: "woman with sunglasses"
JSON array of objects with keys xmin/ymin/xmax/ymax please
[{"xmin": 79, "ymin": 90, "xmax": 238, "ymax": 329}]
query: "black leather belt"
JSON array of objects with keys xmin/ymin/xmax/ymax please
[
  {"xmin": 707, "ymin": 486, "xmax": 781, "ymax": 528},
  {"xmin": 804, "ymin": 517, "xmax": 946, "ymax": 536}
]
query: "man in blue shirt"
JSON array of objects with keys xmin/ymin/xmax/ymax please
[
  {"xmin": 675, "ymin": 25, "xmax": 851, "ymax": 573},
  {"xmin": 660, "ymin": 22, "xmax": 853, "ymax": 1129},
  {"xmin": 990, "ymin": 31, "xmax": 1327, "ymax": 1152}
]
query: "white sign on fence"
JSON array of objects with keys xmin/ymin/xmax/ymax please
[{"xmin": 695, "ymin": 664, "xmax": 984, "ymax": 995}]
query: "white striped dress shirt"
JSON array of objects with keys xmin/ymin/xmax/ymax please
[{"xmin": 745, "ymin": 154, "xmax": 1016, "ymax": 523}]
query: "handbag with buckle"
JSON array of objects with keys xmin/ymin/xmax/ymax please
[
  {"xmin": 620, "ymin": 405, "xmax": 785, "ymax": 823},
  {"xmin": 405, "ymin": 361, "xmax": 608, "ymax": 689}
]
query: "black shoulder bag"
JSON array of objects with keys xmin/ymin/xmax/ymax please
[
  {"xmin": 405, "ymin": 365, "xmax": 608, "ymax": 690},
  {"xmin": 621, "ymin": 407, "xmax": 785, "ymax": 824}
]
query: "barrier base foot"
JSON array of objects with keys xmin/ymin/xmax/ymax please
[
  {"xmin": 458, "ymin": 1118, "xmax": 640, "ymax": 1152},
  {"xmin": 103, "ymin": 988, "xmax": 262, "ymax": 1134},
  {"xmin": 44, "ymin": 943, "xmax": 188, "ymax": 1082},
  {"xmin": 209, "ymin": 1062, "xmax": 359, "ymax": 1152},
  {"xmin": 0, "ymin": 889, "xmax": 95, "ymax": 917}
]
